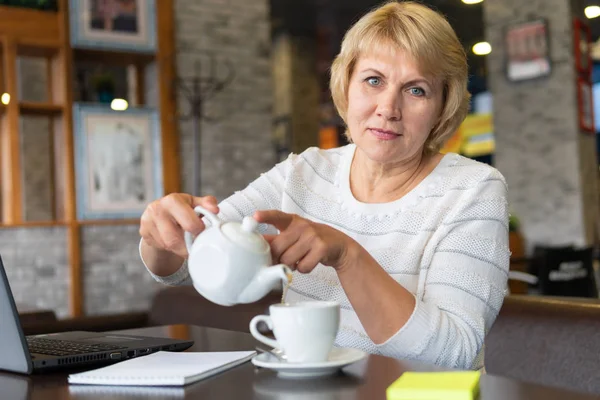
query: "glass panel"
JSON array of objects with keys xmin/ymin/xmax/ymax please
[
  {"xmin": 17, "ymin": 56, "xmax": 49, "ymax": 103},
  {"xmin": 19, "ymin": 115, "xmax": 55, "ymax": 221}
]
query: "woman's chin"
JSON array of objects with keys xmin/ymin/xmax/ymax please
[{"xmin": 357, "ymin": 145, "xmax": 406, "ymax": 165}]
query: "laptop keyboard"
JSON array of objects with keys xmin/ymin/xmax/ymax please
[{"xmin": 27, "ymin": 337, "xmax": 126, "ymax": 356}]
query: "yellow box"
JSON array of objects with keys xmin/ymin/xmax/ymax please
[{"xmin": 386, "ymin": 371, "xmax": 481, "ymax": 400}]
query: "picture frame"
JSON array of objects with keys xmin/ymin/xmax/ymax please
[
  {"xmin": 73, "ymin": 103, "xmax": 163, "ymax": 220},
  {"xmin": 576, "ymin": 77, "xmax": 595, "ymax": 133},
  {"xmin": 504, "ymin": 19, "xmax": 552, "ymax": 82},
  {"xmin": 69, "ymin": 0, "xmax": 157, "ymax": 53},
  {"xmin": 573, "ymin": 18, "xmax": 592, "ymax": 77}
]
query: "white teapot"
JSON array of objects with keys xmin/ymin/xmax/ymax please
[{"xmin": 184, "ymin": 206, "xmax": 292, "ymax": 306}]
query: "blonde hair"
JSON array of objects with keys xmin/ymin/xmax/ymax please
[{"xmin": 330, "ymin": 1, "xmax": 470, "ymax": 154}]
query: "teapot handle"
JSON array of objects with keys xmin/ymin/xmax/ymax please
[{"xmin": 184, "ymin": 206, "xmax": 222, "ymax": 253}]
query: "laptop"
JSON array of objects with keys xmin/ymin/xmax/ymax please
[
  {"xmin": 0, "ymin": 372, "xmax": 30, "ymax": 400},
  {"xmin": 0, "ymin": 255, "xmax": 194, "ymax": 374}
]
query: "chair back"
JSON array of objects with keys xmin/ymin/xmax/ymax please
[
  {"xmin": 486, "ymin": 295, "xmax": 600, "ymax": 395},
  {"xmin": 535, "ymin": 246, "xmax": 597, "ymax": 298},
  {"xmin": 148, "ymin": 286, "xmax": 281, "ymax": 333}
]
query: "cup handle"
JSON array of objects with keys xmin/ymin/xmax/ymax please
[
  {"xmin": 184, "ymin": 205, "xmax": 221, "ymax": 253},
  {"xmin": 249, "ymin": 315, "xmax": 279, "ymax": 349}
]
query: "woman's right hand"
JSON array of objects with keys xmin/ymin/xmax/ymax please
[{"xmin": 139, "ymin": 193, "xmax": 219, "ymax": 259}]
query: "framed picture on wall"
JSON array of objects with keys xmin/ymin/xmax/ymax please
[
  {"xmin": 576, "ymin": 78, "xmax": 595, "ymax": 133},
  {"xmin": 69, "ymin": 0, "xmax": 157, "ymax": 53},
  {"xmin": 573, "ymin": 18, "xmax": 592, "ymax": 77},
  {"xmin": 73, "ymin": 104, "xmax": 163, "ymax": 220},
  {"xmin": 504, "ymin": 19, "xmax": 551, "ymax": 82}
]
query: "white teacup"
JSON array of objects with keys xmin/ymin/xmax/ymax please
[{"xmin": 249, "ymin": 301, "xmax": 340, "ymax": 363}]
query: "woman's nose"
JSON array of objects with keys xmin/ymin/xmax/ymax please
[{"xmin": 376, "ymin": 91, "xmax": 402, "ymax": 121}]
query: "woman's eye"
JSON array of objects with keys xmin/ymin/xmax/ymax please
[
  {"xmin": 410, "ymin": 87, "xmax": 425, "ymax": 96},
  {"xmin": 366, "ymin": 77, "xmax": 381, "ymax": 86}
]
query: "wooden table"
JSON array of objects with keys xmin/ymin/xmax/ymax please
[{"xmin": 1, "ymin": 324, "xmax": 599, "ymax": 399}]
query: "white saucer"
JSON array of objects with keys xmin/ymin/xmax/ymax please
[{"xmin": 251, "ymin": 347, "xmax": 367, "ymax": 378}]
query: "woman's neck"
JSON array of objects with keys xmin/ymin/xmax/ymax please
[{"xmin": 349, "ymin": 148, "xmax": 443, "ymax": 204}]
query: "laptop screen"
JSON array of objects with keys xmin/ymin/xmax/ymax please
[{"xmin": 0, "ymin": 256, "xmax": 33, "ymax": 374}]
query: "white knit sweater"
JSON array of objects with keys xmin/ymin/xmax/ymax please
[{"xmin": 143, "ymin": 144, "xmax": 510, "ymax": 370}]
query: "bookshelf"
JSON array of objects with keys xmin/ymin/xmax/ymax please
[
  {"xmin": 0, "ymin": 0, "xmax": 179, "ymax": 317},
  {"xmin": 19, "ymin": 101, "xmax": 64, "ymax": 115}
]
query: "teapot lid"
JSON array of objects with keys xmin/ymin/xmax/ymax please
[{"xmin": 221, "ymin": 216, "xmax": 269, "ymax": 253}]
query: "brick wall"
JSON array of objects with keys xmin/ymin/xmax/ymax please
[
  {"xmin": 175, "ymin": 0, "xmax": 274, "ymax": 198},
  {"xmin": 0, "ymin": 227, "xmax": 69, "ymax": 317},
  {"xmin": 18, "ymin": 57, "xmax": 54, "ymax": 222},
  {"xmin": 484, "ymin": 0, "xmax": 599, "ymax": 249},
  {"xmin": 20, "ymin": 115, "xmax": 54, "ymax": 222},
  {"xmin": 81, "ymin": 225, "xmax": 162, "ymax": 315},
  {"xmin": 3, "ymin": 0, "xmax": 273, "ymax": 318}
]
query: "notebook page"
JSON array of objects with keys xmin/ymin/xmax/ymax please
[
  {"xmin": 68, "ymin": 384, "xmax": 185, "ymax": 399},
  {"xmin": 68, "ymin": 351, "xmax": 256, "ymax": 387}
]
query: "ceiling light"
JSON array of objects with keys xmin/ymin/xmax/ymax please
[
  {"xmin": 585, "ymin": 6, "xmax": 600, "ymax": 19},
  {"xmin": 1, "ymin": 93, "xmax": 10, "ymax": 105},
  {"xmin": 472, "ymin": 42, "xmax": 492, "ymax": 55},
  {"xmin": 462, "ymin": 0, "xmax": 483, "ymax": 4},
  {"xmin": 110, "ymin": 98, "xmax": 128, "ymax": 111}
]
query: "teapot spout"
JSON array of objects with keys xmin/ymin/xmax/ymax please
[{"xmin": 236, "ymin": 264, "xmax": 293, "ymax": 304}]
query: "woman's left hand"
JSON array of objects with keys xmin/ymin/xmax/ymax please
[{"xmin": 254, "ymin": 210, "xmax": 356, "ymax": 273}]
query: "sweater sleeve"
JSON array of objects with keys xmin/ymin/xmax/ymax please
[
  {"xmin": 139, "ymin": 238, "xmax": 192, "ymax": 286},
  {"xmin": 142, "ymin": 154, "xmax": 296, "ymax": 286},
  {"xmin": 375, "ymin": 169, "xmax": 510, "ymax": 370}
]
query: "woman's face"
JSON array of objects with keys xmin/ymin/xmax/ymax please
[{"xmin": 346, "ymin": 47, "xmax": 444, "ymax": 165}]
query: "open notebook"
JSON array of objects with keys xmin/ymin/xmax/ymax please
[{"xmin": 68, "ymin": 351, "xmax": 256, "ymax": 387}]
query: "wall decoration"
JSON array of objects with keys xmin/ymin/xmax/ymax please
[
  {"xmin": 73, "ymin": 104, "xmax": 163, "ymax": 219},
  {"xmin": 69, "ymin": 0, "xmax": 156, "ymax": 53},
  {"xmin": 577, "ymin": 78, "xmax": 595, "ymax": 133},
  {"xmin": 504, "ymin": 19, "xmax": 551, "ymax": 82},
  {"xmin": 0, "ymin": 0, "xmax": 58, "ymax": 11},
  {"xmin": 574, "ymin": 18, "xmax": 592, "ymax": 77}
]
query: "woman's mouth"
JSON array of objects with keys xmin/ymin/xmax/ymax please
[{"xmin": 368, "ymin": 128, "xmax": 401, "ymax": 141}]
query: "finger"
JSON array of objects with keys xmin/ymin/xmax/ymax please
[
  {"xmin": 170, "ymin": 205, "xmax": 206, "ymax": 236},
  {"xmin": 140, "ymin": 217, "xmax": 163, "ymax": 248},
  {"xmin": 145, "ymin": 230, "xmax": 164, "ymax": 251},
  {"xmin": 193, "ymin": 195, "xmax": 219, "ymax": 214},
  {"xmin": 263, "ymin": 234, "xmax": 277, "ymax": 244},
  {"xmin": 296, "ymin": 249, "xmax": 323, "ymax": 274},
  {"xmin": 155, "ymin": 215, "xmax": 188, "ymax": 258},
  {"xmin": 140, "ymin": 211, "xmax": 165, "ymax": 248},
  {"xmin": 278, "ymin": 230, "xmax": 313, "ymax": 266},
  {"xmin": 139, "ymin": 211, "xmax": 155, "ymax": 241},
  {"xmin": 163, "ymin": 196, "xmax": 206, "ymax": 236},
  {"xmin": 254, "ymin": 210, "xmax": 294, "ymax": 231},
  {"xmin": 279, "ymin": 239, "xmax": 311, "ymax": 269},
  {"xmin": 269, "ymin": 230, "xmax": 301, "ymax": 264}
]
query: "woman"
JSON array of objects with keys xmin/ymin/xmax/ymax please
[{"xmin": 139, "ymin": 1, "xmax": 509, "ymax": 370}]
